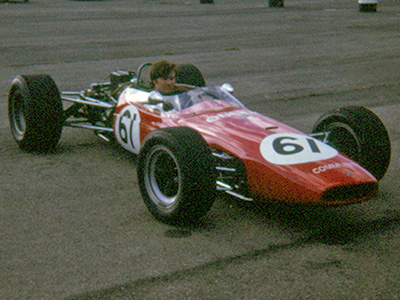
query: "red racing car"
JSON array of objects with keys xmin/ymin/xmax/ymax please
[{"xmin": 8, "ymin": 63, "xmax": 391, "ymax": 224}]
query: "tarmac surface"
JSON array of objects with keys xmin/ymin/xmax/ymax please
[{"xmin": 0, "ymin": 0, "xmax": 399, "ymax": 299}]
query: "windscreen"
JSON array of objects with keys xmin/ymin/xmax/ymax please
[{"xmin": 163, "ymin": 86, "xmax": 245, "ymax": 112}]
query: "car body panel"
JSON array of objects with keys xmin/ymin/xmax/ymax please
[{"xmin": 113, "ymin": 86, "xmax": 378, "ymax": 205}]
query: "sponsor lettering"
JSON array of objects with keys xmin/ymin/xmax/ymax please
[{"xmin": 312, "ymin": 162, "xmax": 355, "ymax": 174}]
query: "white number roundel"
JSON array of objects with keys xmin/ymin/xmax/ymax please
[
  {"xmin": 260, "ymin": 133, "xmax": 338, "ymax": 165},
  {"xmin": 115, "ymin": 105, "xmax": 141, "ymax": 154}
]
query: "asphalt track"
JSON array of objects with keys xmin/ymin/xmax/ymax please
[{"xmin": 1, "ymin": 0, "xmax": 399, "ymax": 299}]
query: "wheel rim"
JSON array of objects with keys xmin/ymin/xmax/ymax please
[
  {"xmin": 327, "ymin": 122, "xmax": 361, "ymax": 161},
  {"xmin": 10, "ymin": 91, "xmax": 26, "ymax": 141},
  {"xmin": 144, "ymin": 145, "xmax": 182, "ymax": 209}
]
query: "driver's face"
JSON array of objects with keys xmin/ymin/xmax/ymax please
[{"xmin": 153, "ymin": 71, "xmax": 176, "ymax": 95}]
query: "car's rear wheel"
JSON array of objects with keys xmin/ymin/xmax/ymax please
[
  {"xmin": 176, "ymin": 64, "xmax": 206, "ymax": 87},
  {"xmin": 312, "ymin": 106, "xmax": 391, "ymax": 181},
  {"xmin": 137, "ymin": 127, "xmax": 216, "ymax": 224},
  {"xmin": 8, "ymin": 75, "xmax": 64, "ymax": 153}
]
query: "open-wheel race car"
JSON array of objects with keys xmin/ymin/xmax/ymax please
[{"xmin": 8, "ymin": 63, "xmax": 391, "ymax": 224}]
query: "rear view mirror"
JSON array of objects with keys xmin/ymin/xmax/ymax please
[{"xmin": 221, "ymin": 83, "xmax": 234, "ymax": 93}]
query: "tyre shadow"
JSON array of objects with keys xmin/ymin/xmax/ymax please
[
  {"xmin": 55, "ymin": 136, "xmax": 138, "ymax": 161},
  {"xmin": 202, "ymin": 195, "xmax": 400, "ymax": 246},
  {"xmin": 53, "ymin": 139, "xmax": 400, "ymax": 247}
]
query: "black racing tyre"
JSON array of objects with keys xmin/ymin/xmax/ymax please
[
  {"xmin": 137, "ymin": 127, "xmax": 216, "ymax": 224},
  {"xmin": 268, "ymin": 0, "xmax": 284, "ymax": 7},
  {"xmin": 176, "ymin": 64, "xmax": 206, "ymax": 87},
  {"xmin": 8, "ymin": 75, "xmax": 64, "ymax": 153},
  {"xmin": 312, "ymin": 106, "xmax": 391, "ymax": 181},
  {"xmin": 359, "ymin": 3, "xmax": 377, "ymax": 12}
]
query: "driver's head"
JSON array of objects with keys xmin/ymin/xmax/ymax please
[{"xmin": 150, "ymin": 60, "xmax": 178, "ymax": 95}]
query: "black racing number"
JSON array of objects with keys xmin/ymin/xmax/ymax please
[
  {"xmin": 129, "ymin": 113, "xmax": 137, "ymax": 150},
  {"xmin": 273, "ymin": 137, "xmax": 303, "ymax": 155},
  {"xmin": 118, "ymin": 109, "xmax": 138, "ymax": 149},
  {"xmin": 119, "ymin": 110, "xmax": 131, "ymax": 144},
  {"xmin": 273, "ymin": 136, "xmax": 321, "ymax": 155},
  {"xmin": 306, "ymin": 138, "xmax": 321, "ymax": 153}
]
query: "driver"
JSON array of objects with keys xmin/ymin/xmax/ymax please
[{"xmin": 150, "ymin": 60, "xmax": 187, "ymax": 95}]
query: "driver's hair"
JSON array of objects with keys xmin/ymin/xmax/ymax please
[{"xmin": 150, "ymin": 60, "xmax": 177, "ymax": 83}]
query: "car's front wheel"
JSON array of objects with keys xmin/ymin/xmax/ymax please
[
  {"xmin": 137, "ymin": 127, "xmax": 216, "ymax": 224},
  {"xmin": 312, "ymin": 106, "xmax": 391, "ymax": 181}
]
